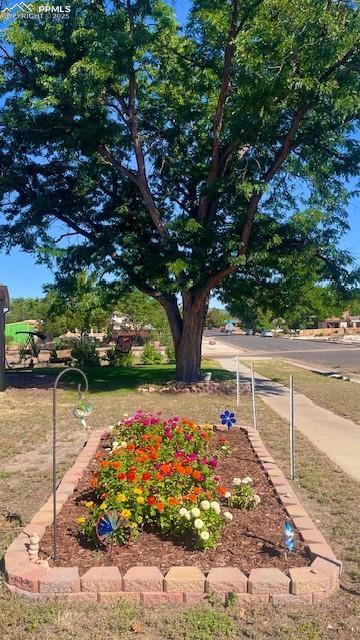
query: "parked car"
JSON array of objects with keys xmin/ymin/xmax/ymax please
[{"xmin": 261, "ymin": 330, "xmax": 273, "ymax": 337}]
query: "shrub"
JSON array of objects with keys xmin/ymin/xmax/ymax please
[
  {"xmin": 165, "ymin": 343, "xmax": 176, "ymax": 364},
  {"xmin": 227, "ymin": 477, "xmax": 260, "ymax": 510},
  {"xmin": 107, "ymin": 348, "xmax": 134, "ymax": 367},
  {"xmin": 140, "ymin": 342, "xmax": 163, "ymax": 364},
  {"xmin": 71, "ymin": 342, "xmax": 100, "ymax": 368}
]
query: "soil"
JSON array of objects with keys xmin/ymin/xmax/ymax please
[{"xmin": 40, "ymin": 429, "xmax": 310, "ymax": 575}]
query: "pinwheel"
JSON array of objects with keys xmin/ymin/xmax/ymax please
[
  {"xmin": 284, "ymin": 521, "xmax": 295, "ymax": 552},
  {"xmin": 96, "ymin": 511, "xmax": 124, "ymax": 546},
  {"xmin": 220, "ymin": 410, "xmax": 236, "ymax": 429}
]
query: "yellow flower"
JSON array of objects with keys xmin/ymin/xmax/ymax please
[
  {"xmin": 85, "ymin": 501, "xmax": 94, "ymax": 508},
  {"xmin": 136, "ymin": 496, "xmax": 145, "ymax": 504},
  {"xmin": 99, "ymin": 502, "xmax": 107, "ymax": 510},
  {"xmin": 134, "ymin": 487, "xmax": 143, "ymax": 495},
  {"xmin": 121, "ymin": 508, "xmax": 131, "ymax": 519},
  {"xmin": 77, "ymin": 516, "xmax": 86, "ymax": 525},
  {"xmin": 116, "ymin": 493, "xmax": 127, "ymax": 503}
]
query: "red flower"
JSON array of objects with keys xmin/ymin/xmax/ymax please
[
  {"xmin": 147, "ymin": 496, "xmax": 156, "ymax": 505},
  {"xmin": 127, "ymin": 471, "xmax": 136, "ymax": 482},
  {"xmin": 142, "ymin": 472, "xmax": 151, "ymax": 481},
  {"xmin": 117, "ymin": 472, "xmax": 126, "ymax": 481}
]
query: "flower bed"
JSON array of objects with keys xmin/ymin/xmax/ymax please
[{"xmin": 4, "ymin": 417, "xmax": 341, "ymax": 604}]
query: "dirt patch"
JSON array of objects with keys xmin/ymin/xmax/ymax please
[{"xmin": 40, "ymin": 429, "xmax": 309, "ymax": 575}]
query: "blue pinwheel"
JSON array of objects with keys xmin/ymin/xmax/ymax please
[
  {"xmin": 220, "ymin": 410, "xmax": 236, "ymax": 429},
  {"xmin": 96, "ymin": 511, "xmax": 124, "ymax": 546},
  {"xmin": 284, "ymin": 521, "xmax": 295, "ymax": 552}
]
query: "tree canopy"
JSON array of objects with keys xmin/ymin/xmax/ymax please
[{"xmin": 0, "ymin": 0, "xmax": 359, "ymax": 380}]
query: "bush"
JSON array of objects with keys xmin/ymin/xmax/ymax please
[
  {"xmin": 71, "ymin": 342, "xmax": 100, "ymax": 368},
  {"xmin": 227, "ymin": 477, "xmax": 260, "ymax": 510},
  {"xmin": 166, "ymin": 344, "xmax": 176, "ymax": 364},
  {"xmin": 140, "ymin": 342, "xmax": 163, "ymax": 364},
  {"xmin": 107, "ymin": 348, "xmax": 134, "ymax": 367}
]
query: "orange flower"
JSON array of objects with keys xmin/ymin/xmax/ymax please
[
  {"xmin": 160, "ymin": 463, "xmax": 172, "ymax": 475},
  {"xmin": 191, "ymin": 470, "xmax": 203, "ymax": 481},
  {"xmin": 155, "ymin": 472, "xmax": 164, "ymax": 482},
  {"xmin": 127, "ymin": 443, "xmax": 135, "ymax": 451},
  {"xmin": 188, "ymin": 494, "xmax": 197, "ymax": 503},
  {"xmin": 156, "ymin": 502, "xmax": 165, "ymax": 512},
  {"xmin": 192, "ymin": 487, "xmax": 202, "ymax": 495},
  {"xmin": 168, "ymin": 497, "xmax": 179, "ymax": 507},
  {"xmin": 111, "ymin": 461, "xmax": 121, "ymax": 469},
  {"xmin": 182, "ymin": 466, "xmax": 192, "ymax": 476},
  {"xmin": 217, "ymin": 486, "xmax": 227, "ymax": 496},
  {"xmin": 100, "ymin": 460, "xmax": 109, "ymax": 468},
  {"xmin": 90, "ymin": 475, "xmax": 98, "ymax": 488}
]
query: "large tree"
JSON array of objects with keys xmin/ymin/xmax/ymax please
[{"xmin": 0, "ymin": 0, "xmax": 359, "ymax": 381}]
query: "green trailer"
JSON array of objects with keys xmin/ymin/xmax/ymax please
[{"xmin": 5, "ymin": 321, "xmax": 38, "ymax": 346}]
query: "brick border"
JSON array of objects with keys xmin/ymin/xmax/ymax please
[{"xmin": 3, "ymin": 425, "xmax": 341, "ymax": 604}]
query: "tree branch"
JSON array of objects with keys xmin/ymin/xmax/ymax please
[
  {"xmin": 123, "ymin": 0, "xmax": 167, "ymax": 239},
  {"xmin": 198, "ymin": 0, "xmax": 241, "ymax": 220}
]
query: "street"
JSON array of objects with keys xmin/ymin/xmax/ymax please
[{"xmin": 209, "ymin": 333, "xmax": 360, "ymax": 375}]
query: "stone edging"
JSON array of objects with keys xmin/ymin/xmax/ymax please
[{"xmin": 4, "ymin": 425, "xmax": 341, "ymax": 604}]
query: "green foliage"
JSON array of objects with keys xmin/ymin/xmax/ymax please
[
  {"xmin": 71, "ymin": 341, "xmax": 100, "ymax": 368},
  {"xmin": 140, "ymin": 342, "xmax": 163, "ymax": 365},
  {"xmin": 228, "ymin": 478, "xmax": 260, "ymax": 511},
  {"xmin": 206, "ymin": 308, "xmax": 231, "ymax": 329},
  {"xmin": 107, "ymin": 348, "xmax": 134, "ymax": 367},
  {"xmin": 166, "ymin": 342, "xmax": 176, "ymax": 364}
]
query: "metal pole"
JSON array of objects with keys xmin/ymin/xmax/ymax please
[
  {"xmin": 0, "ymin": 307, "xmax": 5, "ymax": 392},
  {"xmin": 251, "ymin": 362, "xmax": 258, "ymax": 430},
  {"xmin": 289, "ymin": 374, "xmax": 295, "ymax": 480},
  {"xmin": 236, "ymin": 355, "xmax": 240, "ymax": 407},
  {"xmin": 52, "ymin": 367, "xmax": 88, "ymax": 560}
]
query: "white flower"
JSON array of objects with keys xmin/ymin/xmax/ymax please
[
  {"xmin": 108, "ymin": 425, "xmax": 114, "ymax": 432},
  {"xmin": 194, "ymin": 518, "xmax": 204, "ymax": 529},
  {"xmin": 191, "ymin": 507, "xmax": 201, "ymax": 518},
  {"xmin": 232, "ymin": 477, "xmax": 242, "ymax": 486},
  {"xmin": 223, "ymin": 511, "xmax": 233, "ymax": 521},
  {"xmin": 200, "ymin": 530, "xmax": 210, "ymax": 541},
  {"xmin": 224, "ymin": 491, "xmax": 232, "ymax": 499},
  {"xmin": 200, "ymin": 500, "xmax": 210, "ymax": 511},
  {"xmin": 123, "ymin": 413, "xmax": 128, "ymax": 417},
  {"xmin": 254, "ymin": 494, "xmax": 261, "ymax": 505},
  {"xmin": 179, "ymin": 507, "xmax": 188, "ymax": 517},
  {"xmin": 184, "ymin": 511, "xmax": 191, "ymax": 521},
  {"xmin": 242, "ymin": 476, "xmax": 253, "ymax": 484},
  {"xmin": 120, "ymin": 441, "xmax": 128, "ymax": 449},
  {"xmin": 112, "ymin": 441, "xmax": 119, "ymax": 450},
  {"xmin": 210, "ymin": 501, "xmax": 221, "ymax": 514}
]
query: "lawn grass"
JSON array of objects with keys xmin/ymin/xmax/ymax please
[
  {"xmin": 1, "ymin": 372, "xmax": 360, "ymax": 639},
  {"xmin": 244, "ymin": 359, "xmax": 360, "ymax": 425}
]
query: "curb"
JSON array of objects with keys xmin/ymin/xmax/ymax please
[{"xmin": 3, "ymin": 425, "xmax": 340, "ymax": 604}]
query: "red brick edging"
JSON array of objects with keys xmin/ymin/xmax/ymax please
[{"xmin": 4, "ymin": 425, "xmax": 341, "ymax": 604}]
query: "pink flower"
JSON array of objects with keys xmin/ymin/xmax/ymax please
[
  {"xmin": 185, "ymin": 434, "xmax": 193, "ymax": 441},
  {"xmin": 200, "ymin": 457, "xmax": 207, "ymax": 465},
  {"xmin": 208, "ymin": 458, "xmax": 218, "ymax": 469},
  {"xmin": 187, "ymin": 453, "xmax": 197, "ymax": 462}
]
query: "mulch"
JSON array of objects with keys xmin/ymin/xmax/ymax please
[{"xmin": 40, "ymin": 429, "xmax": 310, "ymax": 576}]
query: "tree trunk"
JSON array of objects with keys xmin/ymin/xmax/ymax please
[{"xmin": 160, "ymin": 291, "xmax": 209, "ymax": 384}]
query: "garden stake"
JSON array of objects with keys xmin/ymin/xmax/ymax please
[
  {"xmin": 251, "ymin": 363, "xmax": 258, "ymax": 430},
  {"xmin": 52, "ymin": 367, "xmax": 90, "ymax": 560},
  {"xmin": 289, "ymin": 375, "xmax": 295, "ymax": 480}
]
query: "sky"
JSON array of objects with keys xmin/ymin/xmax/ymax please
[{"xmin": 0, "ymin": 0, "xmax": 358, "ymax": 299}]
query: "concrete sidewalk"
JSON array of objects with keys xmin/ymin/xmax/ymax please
[{"xmin": 216, "ymin": 356, "xmax": 360, "ymax": 483}]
